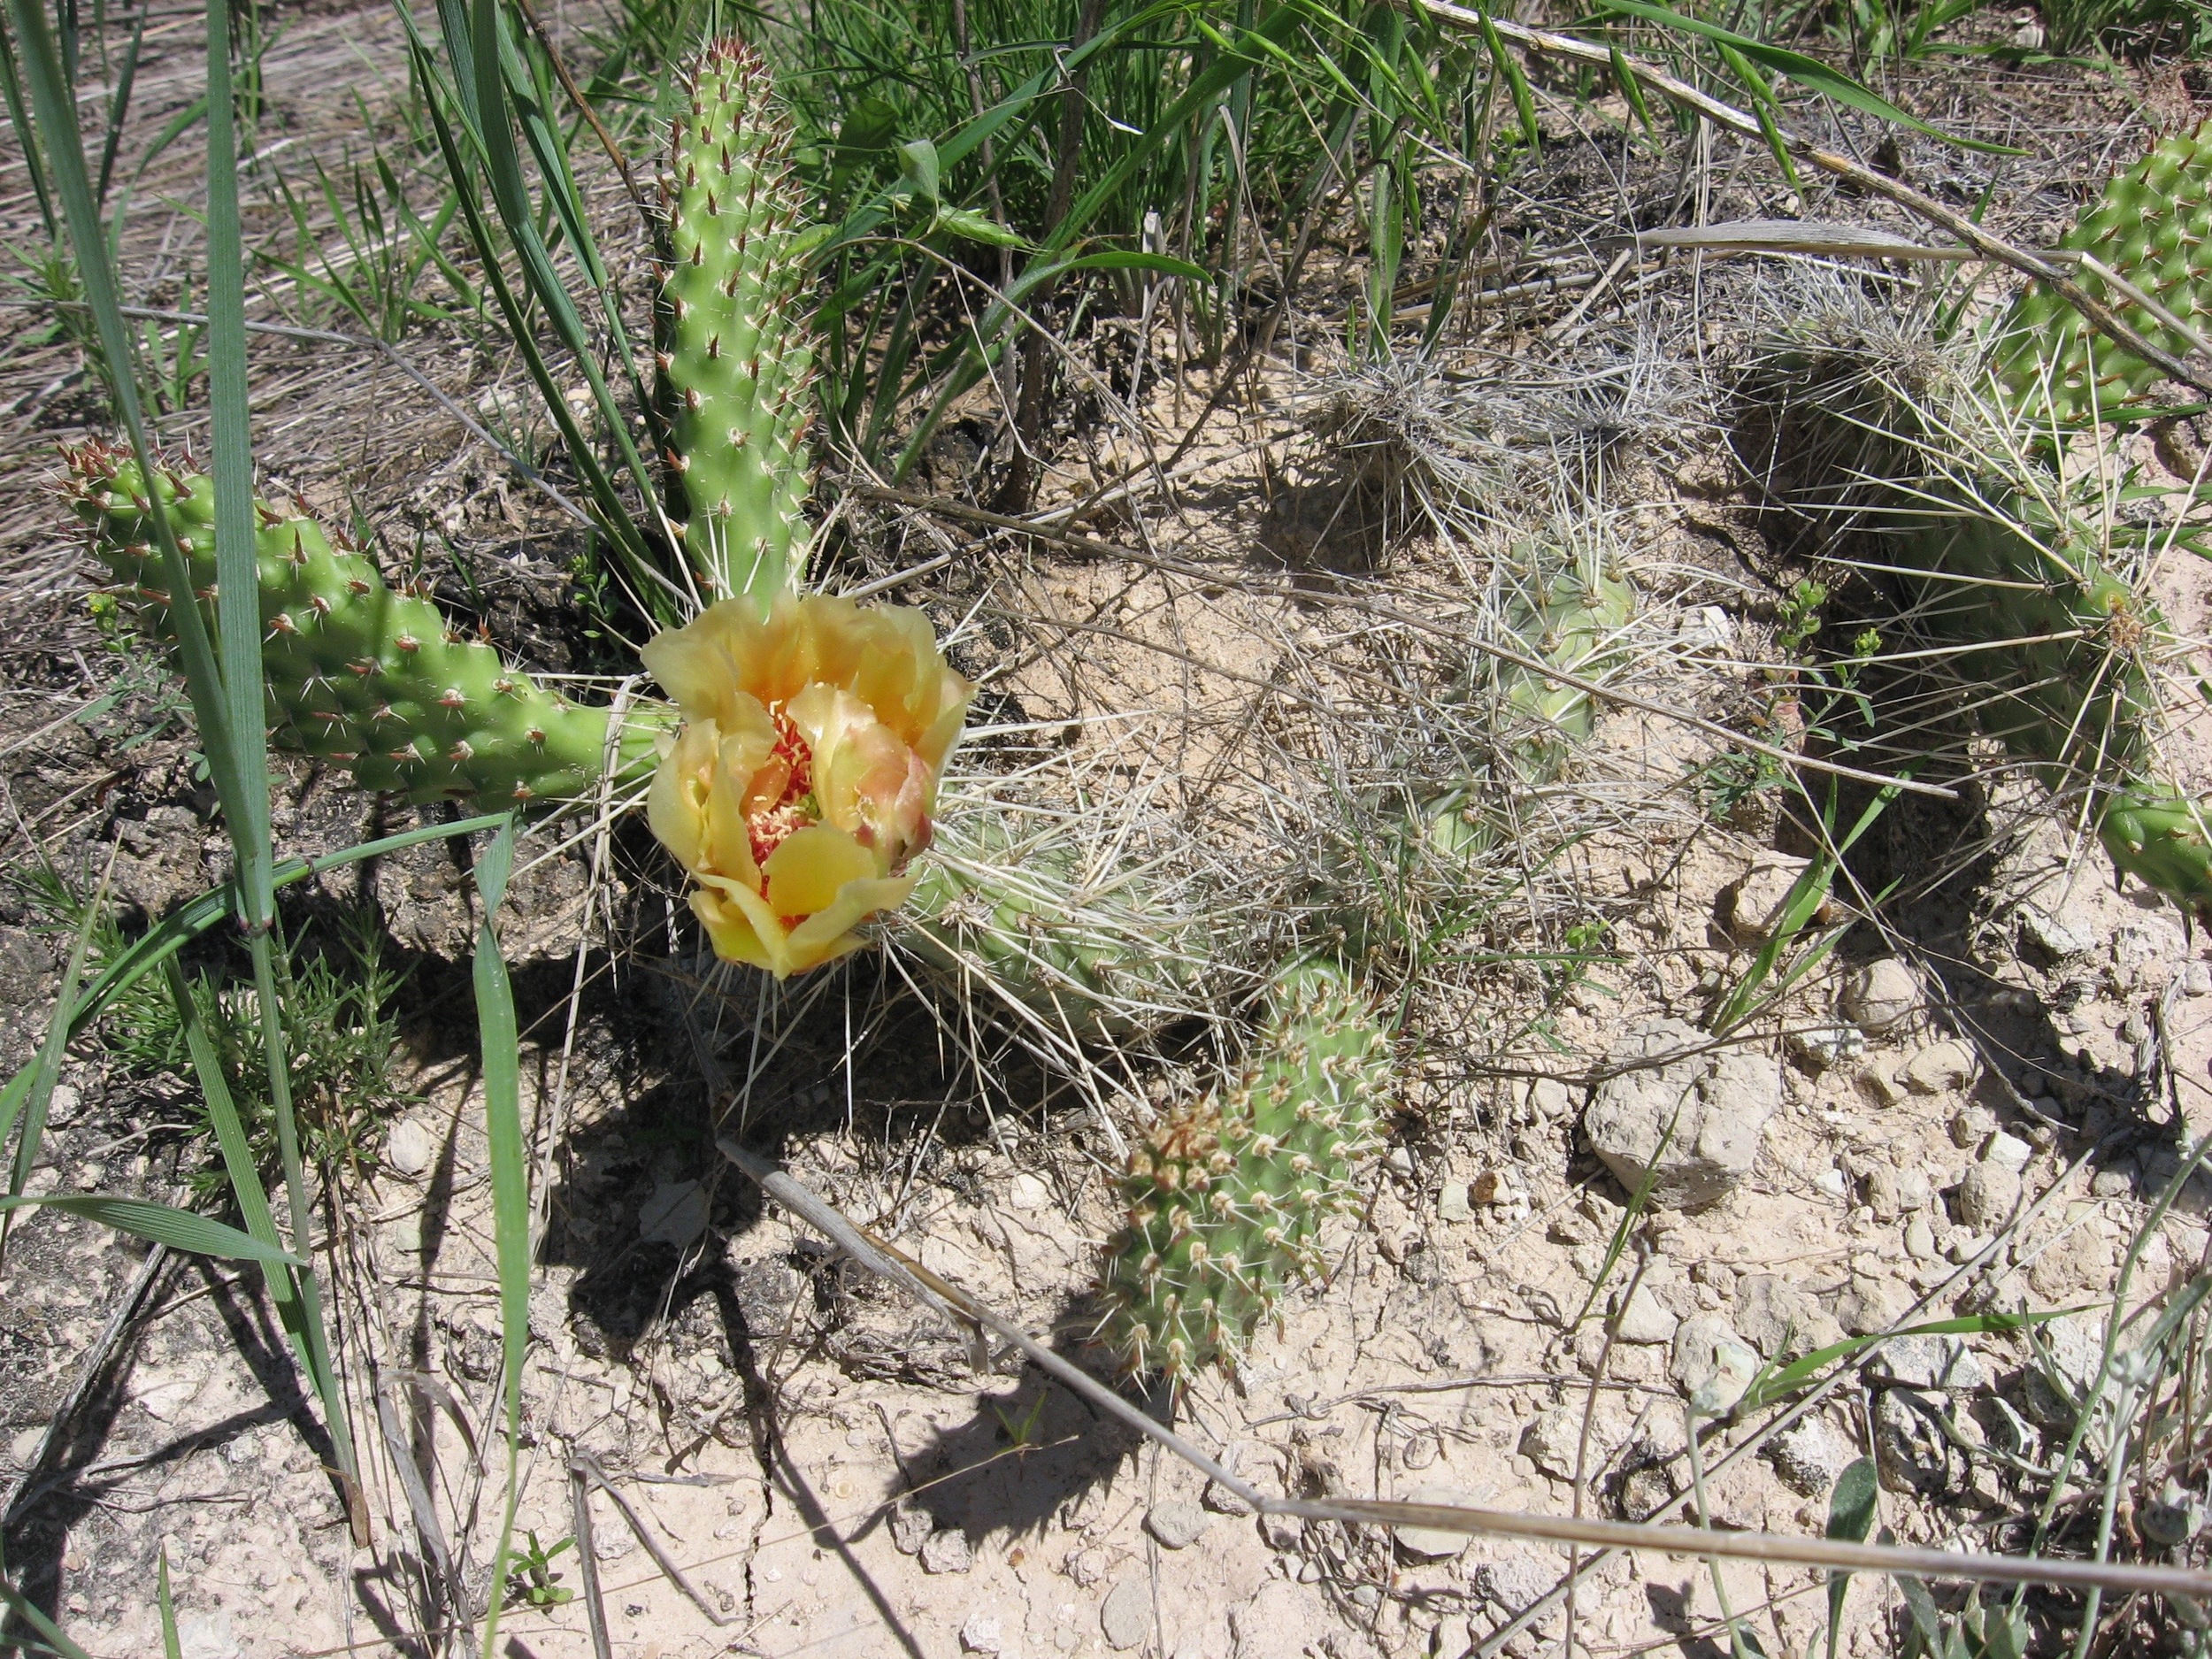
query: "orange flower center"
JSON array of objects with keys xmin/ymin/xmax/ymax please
[{"xmin": 748, "ymin": 707, "xmax": 819, "ymax": 875}]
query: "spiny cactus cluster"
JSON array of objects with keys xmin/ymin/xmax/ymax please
[
  {"xmin": 1992, "ymin": 121, "xmax": 2212, "ymax": 430},
  {"xmin": 1763, "ymin": 127, "xmax": 2212, "ymax": 918},
  {"xmin": 64, "ymin": 443, "xmax": 667, "ymax": 806},
  {"xmin": 1095, "ymin": 963, "xmax": 1389, "ymax": 1379},
  {"xmin": 661, "ymin": 39, "xmax": 818, "ymax": 609},
  {"xmin": 902, "ymin": 810, "xmax": 1216, "ymax": 1044}
]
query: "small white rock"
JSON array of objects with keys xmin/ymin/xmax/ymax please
[
  {"xmin": 1615, "ymin": 1283, "xmax": 1679, "ymax": 1345},
  {"xmin": 384, "ymin": 1118, "xmax": 435, "ymax": 1179},
  {"xmin": 1904, "ymin": 1214, "xmax": 1936, "ymax": 1260},
  {"xmin": 1100, "ymin": 1579, "xmax": 1151, "ymax": 1651},
  {"xmin": 1144, "ymin": 1500, "xmax": 1208, "ymax": 1550},
  {"xmin": 960, "ymin": 1611, "xmax": 1004, "ymax": 1654},
  {"xmin": 1904, "ymin": 1041, "xmax": 1978, "ymax": 1095},
  {"xmin": 1436, "ymin": 1179, "xmax": 1473, "ymax": 1223},
  {"xmin": 2187, "ymin": 962, "xmax": 2212, "ymax": 997},
  {"xmin": 1984, "ymin": 1131, "xmax": 2033, "ymax": 1173},
  {"xmin": 1393, "ymin": 1485, "xmax": 1479, "ymax": 1561},
  {"xmin": 1007, "ymin": 1172, "xmax": 1051, "ymax": 1211},
  {"xmin": 1816, "ymin": 1167, "xmax": 1848, "ymax": 1199},
  {"xmin": 921, "ymin": 1528, "xmax": 974, "ymax": 1575},
  {"xmin": 1842, "ymin": 957, "xmax": 1920, "ymax": 1034}
]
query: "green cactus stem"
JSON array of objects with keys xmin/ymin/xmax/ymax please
[
  {"xmin": 64, "ymin": 442, "xmax": 669, "ymax": 808},
  {"xmin": 1095, "ymin": 963, "xmax": 1390, "ymax": 1379},
  {"xmin": 661, "ymin": 39, "xmax": 818, "ymax": 611},
  {"xmin": 1992, "ymin": 120, "xmax": 2212, "ymax": 430}
]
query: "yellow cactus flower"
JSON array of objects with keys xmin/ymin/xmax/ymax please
[{"xmin": 643, "ymin": 592, "xmax": 972, "ymax": 977}]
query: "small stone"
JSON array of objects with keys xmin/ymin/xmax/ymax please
[
  {"xmin": 1145, "ymin": 1500, "xmax": 1208, "ymax": 1550},
  {"xmin": 1896, "ymin": 1168, "xmax": 1932, "ymax": 1212},
  {"xmin": 2091, "ymin": 1168, "xmax": 2134, "ymax": 1200},
  {"xmin": 1905, "ymin": 1215, "xmax": 1936, "ymax": 1260},
  {"xmin": 1951, "ymin": 1103, "xmax": 1997, "ymax": 1148},
  {"xmin": 1834, "ymin": 1276, "xmax": 1901, "ymax": 1337},
  {"xmin": 384, "ymin": 1118, "xmax": 435, "ymax": 1179},
  {"xmin": 1007, "ymin": 1172, "xmax": 1051, "ymax": 1211},
  {"xmin": 1870, "ymin": 1333, "xmax": 1987, "ymax": 1392},
  {"xmin": 1671, "ymin": 1314, "xmax": 1760, "ymax": 1413},
  {"xmin": 1519, "ymin": 1409, "xmax": 1584, "ymax": 1480},
  {"xmin": 1615, "ymin": 1283, "xmax": 1678, "ymax": 1345},
  {"xmin": 1984, "ymin": 1132, "xmax": 2033, "ymax": 1173},
  {"xmin": 1259, "ymin": 1509, "xmax": 1303, "ymax": 1550},
  {"xmin": 1584, "ymin": 1018, "xmax": 1782, "ymax": 1210},
  {"xmin": 1842, "ymin": 958, "xmax": 1920, "ymax": 1033},
  {"xmin": 1788, "ymin": 1025, "xmax": 1864, "ymax": 1073},
  {"xmin": 8, "ymin": 1427, "xmax": 42, "ymax": 1467},
  {"xmin": 1873, "ymin": 1388, "xmax": 1956, "ymax": 1495},
  {"xmin": 1858, "ymin": 1060, "xmax": 1910, "ymax": 1108},
  {"xmin": 638, "ymin": 1179, "xmax": 709, "ymax": 1248},
  {"xmin": 961, "ymin": 1611, "xmax": 1004, "ymax": 1654},
  {"xmin": 1905, "ymin": 1041, "xmax": 1978, "ymax": 1095},
  {"xmin": 1865, "ymin": 1164, "xmax": 1901, "ymax": 1223},
  {"xmin": 888, "ymin": 1502, "xmax": 932, "ymax": 1555},
  {"xmin": 1394, "ymin": 1485, "xmax": 1479, "ymax": 1561},
  {"xmin": 1767, "ymin": 1417, "xmax": 1855, "ymax": 1496},
  {"xmin": 1956, "ymin": 1163, "xmax": 2022, "ymax": 1231},
  {"xmin": 2141, "ymin": 1480, "xmax": 2204, "ymax": 1547},
  {"xmin": 1064, "ymin": 1547, "xmax": 1108, "ymax": 1587},
  {"xmin": 2187, "ymin": 962, "xmax": 2212, "ymax": 997},
  {"xmin": 1432, "ymin": 1615, "xmax": 1473, "ymax": 1659},
  {"xmin": 1472, "ymin": 1548, "xmax": 1558, "ymax": 1612},
  {"xmin": 1725, "ymin": 853, "xmax": 1816, "ymax": 942},
  {"xmin": 921, "ymin": 1528, "xmax": 974, "ymax": 1575},
  {"xmin": 1437, "ymin": 1180, "xmax": 1473, "ymax": 1223},
  {"xmin": 1816, "ymin": 1166, "xmax": 1848, "ymax": 1198},
  {"xmin": 1735, "ymin": 1274, "xmax": 1843, "ymax": 1360},
  {"xmin": 1528, "ymin": 1077, "xmax": 1577, "ymax": 1121},
  {"xmin": 2019, "ymin": 902, "xmax": 2095, "ymax": 960},
  {"xmin": 1101, "ymin": 1579, "xmax": 1151, "ymax": 1651}
]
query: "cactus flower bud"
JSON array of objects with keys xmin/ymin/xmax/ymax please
[{"xmin": 642, "ymin": 592, "xmax": 971, "ymax": 976}]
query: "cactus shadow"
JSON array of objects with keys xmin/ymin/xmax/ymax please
[{"xmin": 887, "ymin": 1308, "xmax": 1162, "ymax": 1545}]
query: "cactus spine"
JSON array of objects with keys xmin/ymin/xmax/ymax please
[
  {"xmin": 64, "ymin": 443, "xmax": 668, "ymax": 806},
  {"xmin": 1992, "ymin": 121, "xmax": 2212, "ymax": 430},
  {"xmin": 1096, "ymin": 964, "xmax": 1389, "ymax": 1379},
  {"xmin": 661, "ymin": 40, "xmax": 818, "ymax": 611}
]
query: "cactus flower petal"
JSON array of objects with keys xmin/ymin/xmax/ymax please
[{"xmin": 643, "ymin": 592, "xmax": 970, "ymax": 977}]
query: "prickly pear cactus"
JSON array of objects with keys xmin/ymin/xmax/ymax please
[
  {"xmin": 1096, "ymin": 963, "xmax": 1390, "ymax": 1378},
  {"xmin": 1992, "ymin": 120, "xmax": 2212, "ymax": 429},
  {"xmin": 65, "ymin": 443, "xmax": 668, "ymax": 806},
  {"xmin": 661, "ymin": 39, "xmax": 818, "ymax": 609},
  {"xmin": 2099, "ymin": 792, "xmax": 2212, "ymax": 916}
]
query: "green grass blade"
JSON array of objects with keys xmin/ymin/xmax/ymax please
[
  {"xmin": 0, "ymin": 857, "xmax": 109, "ymax": 1243},
  {"xmin": 2, "ymin": 0, "xmax": 250, "ymax": 840},
  {"xmin": 1824, "ymin": 1456, "xmax": 1878, "ymax": 1659},
  {"xmin": 204, "ymin": 0, "xmax": 271, "ymax": 926},
  {"xmin": 472, "ymin": 813, "xmax": 529, "ymax": 1656},
  {"xmin": 0, "ymin": 1570, "xmax": 96, "ymax": 1659},
  {"xmin": 0, "ymin": 815, "xmax": 513, "ymax": 1122},
  {"xmin": 162, "ymin": 956, "xmax": 296, "ymax": 1280},
  {"xmin": 0, "ymin": 1194, "xmax": 303, "ymax": 1265},
  {"xmin": 1595, "ymin": 0, "xmax": 2015, "ymax": 151},
  {"xmin": 157, "ymin": 1547, "xmax": 180, "ymax": 1659},
  {"xmin": 1472, "ymin": 0, "xmax": 1540, "ymax": 149},
  {"xmin": 156, "ymin": 1548, "xmax": 179, "ymax": 1659}
]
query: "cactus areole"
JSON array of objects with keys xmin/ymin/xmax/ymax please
[
  {"xmin": 661, "ymin": 39, "xmax": 819, "ymax": 613},
  {"xmin": 65, "ymin": 442, "xmax": 667, "ymax": 808}
]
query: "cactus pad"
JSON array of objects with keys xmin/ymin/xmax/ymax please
[
  {"xmin": 1993, "ymin": 121, "xmax": 2212, "ymax": 428},
  {"xmin": 1095, "ymin": 964, "xmax": 1390, "ymax": 1379},
  {"xmin": 662, "ymin": 40, "xmax": 818, "ymax": 608},
  {"xmin": 64, "ymin": 443, "xmax": 667, "ymax": 807}
]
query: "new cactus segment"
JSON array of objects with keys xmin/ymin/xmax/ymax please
[
  {"xmin": 65, "ymin": 443, "xmax": 669, "ymax": 807},
  {"xmin": 1991, "ymin": 121, "xmax": 2212, "ymax": 431},
  {"xmin": 1096, "ymin": 963, "xmax": 1389, "ymax": 1379},
  {"xmin": 661, "ymin": 40, "xmax": 818, "ymax": 611}
]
